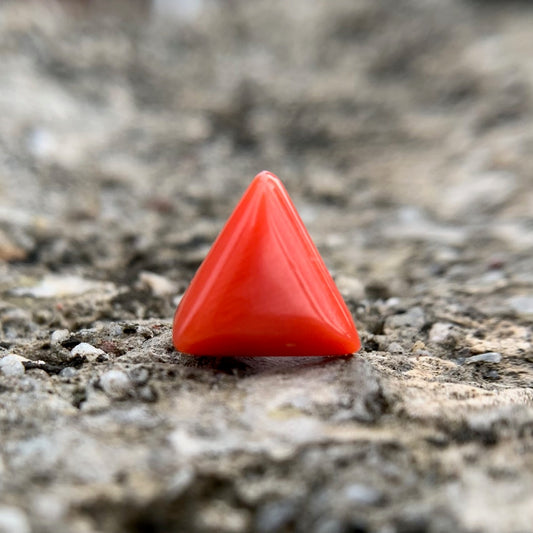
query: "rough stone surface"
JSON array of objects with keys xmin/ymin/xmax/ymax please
[
  {"xmin": 0, "ymin": 1, "xmax": 533, "ymax": 532},
  {"xmin": 71, "ymin": 342, "xmax": 107, "ymax": 359}
]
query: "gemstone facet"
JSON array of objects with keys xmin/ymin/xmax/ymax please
[{"xmin": 173, "ymin": 171, "xmax": 361, "ymax": 356}]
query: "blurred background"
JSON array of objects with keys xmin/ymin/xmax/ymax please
[
  {"xmin": 1, "ymin": 2, "xmax": 533, "ymax": 533},
  {"xmin": 1, "ymin": 0, "xmax": 532, "ymax": 298}
]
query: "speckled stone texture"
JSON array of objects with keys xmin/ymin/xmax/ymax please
[{"xmin": 0, "ymin": 1, "xmax": 532, "ymax": 532}]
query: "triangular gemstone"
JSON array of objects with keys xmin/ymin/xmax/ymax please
[{"xmin": 173, "ymin": 171, "xmax": 361, "ymax": 356}]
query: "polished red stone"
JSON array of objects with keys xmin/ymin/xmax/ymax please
[{"xmin": 173, "ymin": 171, "xmax": 360, "ymax": 356}]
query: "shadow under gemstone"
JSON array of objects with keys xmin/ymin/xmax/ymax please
[{"xmin": 175, "ymin": 353, "xmax": 354, "ymax": 375}]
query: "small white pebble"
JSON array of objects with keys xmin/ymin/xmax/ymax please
[
  {"xmin": 59, "ymin": 367, "xmax": 78, "ymax": 378},
  {"xmin": 0, "ymin": 355, "xmax": 25, "ymax": 377},
  {"xmin": 71, "ymin": 343, "xmax": 105, "ymax": 358},
  {"xmin": 385, "ymin": 297, "xmax": 401, "ymax": 308},
  {"xmin": 429, "ymin": 322, "xmax": 454, "ymax": 344},
  {"xmin": 139, "ymin": 271, "xmax": 177, "ymax": 297},
  {"xmin": 100, "ymin": 370, "xmax": 132, "ymax": 399},
  {"xmin": 50, "ymin": 329, "xmax": 69, "ymax": 345},
  {"xmin": 0, "ymin": 506, "xmax": 31, "ymax": 533},
  {"xmin": 465, "ymin": 352, "xmax": 502, "ymax": 364}
]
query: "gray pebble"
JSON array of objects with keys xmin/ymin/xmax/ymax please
[
  {"xmin": 385, "ymin": 307, "xmax": 425, "ymax": 331},
  {"xmin": 429, "ymin": 322, "xmax": 454, "ymax": 344},
  {"xmin": 387, "ymin": 342, "xmax": 404, "ymax": 354},
  {"xmin": 0, "ymin": 355, "xmax": 25, "ymax": 377},
  {"xmin": 465, "ymin": 352, "xmax": 502, "ymax": 364},
  {"xmin": 99, "ymin": 369, "xmax": 132, "ymax": 399},
  {"xmin": 129, "ymin": 366, "xmax": 150, "ymax": 385}
]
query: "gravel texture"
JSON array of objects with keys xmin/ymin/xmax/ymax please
[{"xmin": 0, "ymin": 1, "xmax": 532, "ymax": 532}]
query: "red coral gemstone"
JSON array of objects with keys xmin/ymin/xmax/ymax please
[{"xmin": 173, "ymin": 171, "xmax": 360, "ymax": 356}]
